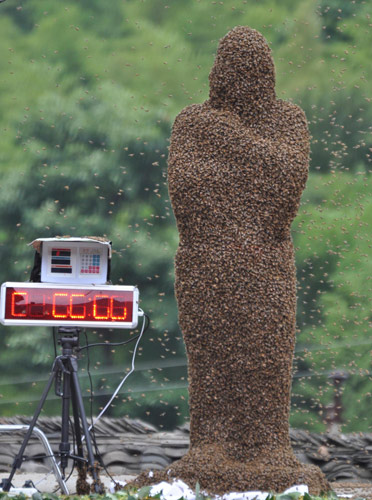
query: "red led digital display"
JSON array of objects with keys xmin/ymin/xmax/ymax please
[{"xmin": 0, "ymin": 283, "xmax": 138, "ymax": 328}]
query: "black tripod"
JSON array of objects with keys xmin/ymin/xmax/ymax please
[{"xmin": 2, "ymin": 328, "xmax": 103, "ymax": 493}]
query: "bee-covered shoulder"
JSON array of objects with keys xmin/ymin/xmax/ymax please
[
  {"xmin": 172, "ymin": 102, "xmax": 239, "ymax": 135},
  {"xmin": 276, "ymin": 99, "xmax": 307, "ymax": 124},
  {"xmin": 171, "ymin": 104, "xmax": 206, "ymax": 131},
  {"xmin": 274, "ymin": 100, "xmax": 309, "ymax": 151}
]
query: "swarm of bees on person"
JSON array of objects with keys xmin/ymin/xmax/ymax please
[{"xmin": 132, "ymin": 26, "xmax": 330, "ymax": 495}]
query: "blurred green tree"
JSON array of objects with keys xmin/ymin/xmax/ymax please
[{"xmin": 0, "ymin": 0, "xmax": 371, "ymax": 431}]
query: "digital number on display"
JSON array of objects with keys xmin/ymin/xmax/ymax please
[{"xmin": 0, "ymin": 283, "xmax": 139, "ymax": 328}]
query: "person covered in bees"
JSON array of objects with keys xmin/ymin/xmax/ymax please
[{"xmin": 134, "ymin": 26, "xmax": 330, "ymax": 496}]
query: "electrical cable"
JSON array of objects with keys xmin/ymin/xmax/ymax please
[
  {"xmin": 77, "ymin": 335, "xmax": 140, "ymax": 351},
  {"xmin": 82, "ymin": 330, "xmax": 102, "ymax": 465},
  {"xmin": 76, "ymin": 312, "xmax": 148, "ymax": 487},
  {"xmin": 82, "ymin": 331, "xmax": 95, "ymax": 433},
  {"xmin": 77, "ymin": 312, "xmax": 148, "ymax": 352},
  {"xmin": 80, "ymin": 316, "xmax": 145, "ymax": 485},
  {"xmin": 88, "ymin": 310, "xmax": 147, "ymax": 432},
  {"xmin": 86, "ymin": 313, "xmax": 149, "ymax": 488}
]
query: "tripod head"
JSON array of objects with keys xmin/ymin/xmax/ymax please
[{"xmin": 57, "ymin": 327, "xmax": 81, "ymax": 356}]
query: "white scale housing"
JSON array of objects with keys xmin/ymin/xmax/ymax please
[{"xmin": 31, "ymin": 238, "xmax": 111, "ymax": 285}]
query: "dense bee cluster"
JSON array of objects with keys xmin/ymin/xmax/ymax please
[{"xmin": 132, "ymin": 26, "xmax": 329, "ymax": 495}]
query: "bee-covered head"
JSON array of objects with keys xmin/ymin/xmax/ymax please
[{"xmin": 209, "ymin": 26, "xmax": 276, "ymax": 115}]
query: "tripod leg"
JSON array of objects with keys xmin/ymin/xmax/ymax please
[
  {"xmin": 70, "ymin": 366, "xmax": 103, "ymax": 493},
  {"xmin": 59, "ymin": 365, "xmax": 71, "ymax": 475},
  {"xmin": 2, "ymin": 369, "xmax": 57, "ymax": 492},
  {"xmin": 71, "ymin": 383, "xmax": 91, "ymax": 495},
  {"xmin": 71, "ymin": 382, "xmax": 84, "ymax": 466}
]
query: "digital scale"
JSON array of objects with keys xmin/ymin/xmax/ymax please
[
  {"xmin": 0, "ymin": 237, "xmax": 140, "ymax": 328},
  {"xmin": 37, "ymin": 237, "xmax": 110, "ymax": 284}
]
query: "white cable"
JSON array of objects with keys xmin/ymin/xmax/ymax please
[{"xmin": 88, "ymin": 308, "xmax": 146, "ymax": 431}]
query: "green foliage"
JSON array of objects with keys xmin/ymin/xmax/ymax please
[
  {"xmin": 291, "ymin": 169, "xmax": 371, "ymax": 431},
  {"xmin": 0, "ymin": 0, "xmax": 370, "ymax": 432},
  {"xmin": 0, "ymin": 487, "xmax": 353, "ymax": 500}
]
